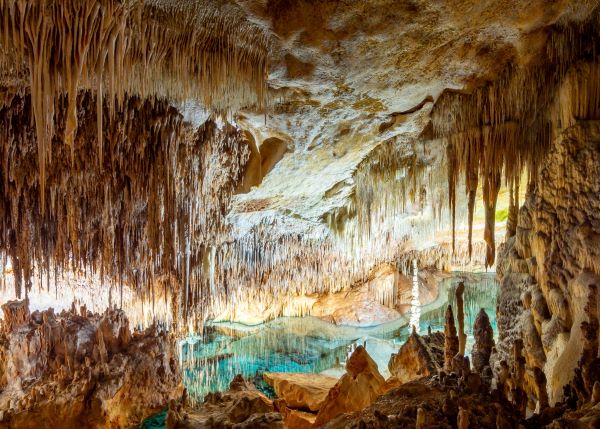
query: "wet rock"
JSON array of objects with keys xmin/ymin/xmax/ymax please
[{"xmin": 177, "ymin": 375, "xmax": 284, "ymax": 428}]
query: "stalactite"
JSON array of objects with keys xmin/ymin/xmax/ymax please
[
  {"xmin": 0, "ymin": 90, "xmax": 253, "ymax": 333},
  {"xmin": 482, "ymin": 167, "xmax": 501, "ymax": 268},
  {"xmin": 431, "ymin": 8, "xmax": 600, "ymax": 260},
  {"xmin": 0, "ymin": 0, "xmax": 270, "ymax": 209}
]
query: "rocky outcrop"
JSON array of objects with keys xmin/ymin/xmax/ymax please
[
  {"xmin": 273, "ymin": 400, "xmax": 317, "ymax": 429},
  {"xmin": 263, "ymin": 372, "xmax": 338, "ymax": 412},
  {"xmin": 496, "ymin": 120, "xmax": 600, "ymax": 407},
  {"xmin": 310, "ymin": 279, "xmax": 403, "ymax": 326},
  {"xmin": 321, "ymin": 374, "xmax": 522, "ymax": 429},
  {"xmin": 314, "ymin": 346, "xmax": 387, "ymax": 427},
  {"xmin": 388, "ymin": 330, "xmax": 444, "ymax": 384},
  {"xmin": 174, "ymin": 375, "xmax": 285, "ymax": 428},
  {"xmin": 0, "ymin": 300, "xmax": 181, "ymax": 428}
]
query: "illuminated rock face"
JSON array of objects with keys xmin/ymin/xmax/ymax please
[
  {"xmin": 388, "ymin": 331, "xmax": 444, "ymax": 384},
  {"xmin": 263, "ymin": 372, "xmax": 338, "ymax": 412},
  {"xmin": 0, "ymin": 300, "xmax": 181, "ymax": 428},
  {"xmin": 314, "ymin": 346, "xmax": 388, "ymax": 427},
  {"xmin": 496, "ymin": 120, "xmax": 600, "ymax": 406}
]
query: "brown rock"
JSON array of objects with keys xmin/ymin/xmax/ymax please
[
  {"xmin": 282, "ymin": 408, "xmax": 316, "ymax": 429},
  {"xmin": 263, "ymin": 372, "xmax": 338, "ymax": 411},
  {"xmin": 314, "ymin": 346, "xmax": 386, "ymax": 427},
  {"xmin": 444, "ymin": 305, "xmax": 459, "ymax": 371},
  {"xmin": 1, "ymin": 300, "xmax": 30, "ymax": 334},
  {"xmin": 388, "ymin": 331, "xmax": 442, "ymax": 383},
  {"xmin": 0, "ymin": 300, "xmax": 181, "ymax": 429},
  {"xmin": 471, "ymin": 309, "xmax": 495, "ymax": 373},
  {"xmin": 177, "ymin": 375, "xmax": 284, "ymax": 429}
]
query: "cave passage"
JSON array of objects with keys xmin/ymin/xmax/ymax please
[{"xmin": 1, "ymin": 1, "xmax": 600, "ymax": 428}]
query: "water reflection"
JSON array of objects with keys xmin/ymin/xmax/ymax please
[
  {"xmin": 409, "ymin": 259, "xmax": 421, "ymax": 333},
  {"xmin": 179, "ymin": 272, "xmax": 498, "ymax": 406}
]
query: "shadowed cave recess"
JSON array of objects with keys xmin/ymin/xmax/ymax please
[{"xmin": 0, "ymin": 0, "xmax": 600, "ymax": 428}]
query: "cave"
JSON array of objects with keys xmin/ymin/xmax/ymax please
[{"xmin": 0, "ymin": 1, "xmax": 599, "ymax": 428}]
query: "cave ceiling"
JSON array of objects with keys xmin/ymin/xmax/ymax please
[
  {"xmin": 228, "ymin": 0, "xmax": 599, "ymax": 236},
  {"xmin": 1, "ymin": 0, "xmax": 599, "ymax": 315}
]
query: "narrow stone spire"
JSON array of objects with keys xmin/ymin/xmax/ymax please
[
  {"xmin": 471, "ymin": 308, "xmax": 494, "ymax": 373},
  {"xmin": 444, "ymin": 305, "xmax": 458, "ymax": 371}
]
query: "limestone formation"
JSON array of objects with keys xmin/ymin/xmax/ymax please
[
  {"xmin": 471, "ymin": 309, "xmax": 495, "ymax": 373},
  {"xmin": 175, "ymin": 375, "xmax": 284, "ymax": 429},
  {"xmin": 315, "ymin": 346, "xmax": 387, "ymax": 427},
  {"xmin": 0, "ymin": 300, "xmax": 181, "ymax": 428},
  {"xmin": 0, "ymin": 1, "xmax": 600, "ymax": 428},
  {"xmin": 388, "ymin": 330, "xmax": 443, "ymax": 384},
  {"xmin": 444, "ymin": 305, "xmax": 459, "ymax": 371},
  {"xmin": 262, "ymin": 372, "xmax": 338, "ymax": 412}
]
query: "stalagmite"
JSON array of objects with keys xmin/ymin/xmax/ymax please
[
  {"xmin": 471, "ymin": 308, "xmax": 494, "ymax": 373},
  {"xmin": 444, "ymin": 305, "xmax": 459, "ymax": 371}
]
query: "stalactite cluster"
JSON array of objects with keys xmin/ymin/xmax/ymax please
[
  {"xmin": 0, "ymin": 0, "xmax": 269, "ymax": 210},
  {"xmin": 194, "ymin": 129, "xmax": 486, "ymax": 323},
  {"xmin": 432, "ymin": 8, "xmax": 600, "ymax": 268},
  {"xmin": 0, "ymin": 91, "xmax": 250, "ymax": 331}
]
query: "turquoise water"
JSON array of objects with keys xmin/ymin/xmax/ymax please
[
  {"xmin": 179, "ymin": 272, "xmax": 498, "ymax": 404},
  {"xmin": 140, "ymin": 272, "xmax": 497, "ymax": 427}
]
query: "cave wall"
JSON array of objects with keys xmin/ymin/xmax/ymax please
[{"xmin": 497, "ymin": 119, "xmax": 600, "ymax": 405}]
